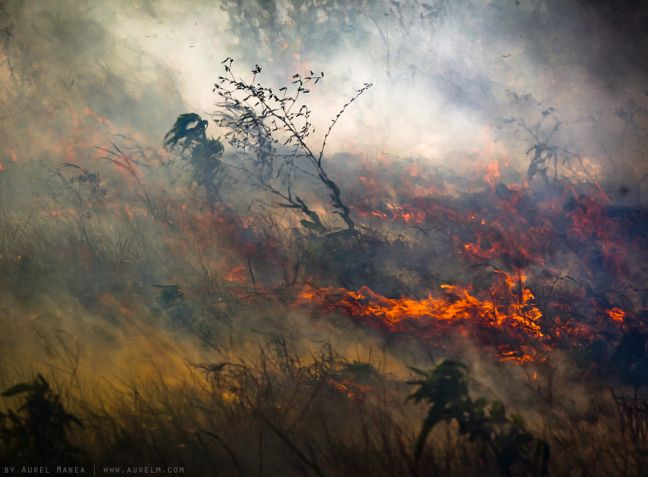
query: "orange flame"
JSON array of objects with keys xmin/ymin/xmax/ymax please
[
  {"xmin": 606, "ymin": 307, "xmax": 625, "ymax": 323},
  {"xmin": 297, "ymin": 272, "xmax": 545, "ymax": 362}
]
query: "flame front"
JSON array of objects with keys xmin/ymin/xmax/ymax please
[{"xmin": 297, "ymin": 272, "xmax": 547, "ymax": 362}]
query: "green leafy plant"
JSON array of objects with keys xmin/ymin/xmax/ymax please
[{"xmin": 407, "ymin": 360, "xmax": 549, "ymax": 476}]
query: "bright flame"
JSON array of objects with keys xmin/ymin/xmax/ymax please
[
  {"xmin": 297, "ymin": 272, "xmax": 545, "ymax": 362},
  {"xmin": 606, "ymin": 307, "xmax": 625, "ymax": 323}
]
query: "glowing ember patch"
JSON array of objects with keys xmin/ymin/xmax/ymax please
[
  {"xmin": 499, "ymin": 350, "xmax": 536, "ymax": 364},
  {"xmin": 328, "ymin": 379, "xmax": 369, "ymax": 403},
  {"xmin": 606, "ymin": 307, "xmax": 625, "ymax": 323},
  {"xmin": 225, "ymin": 265, "xmax": 248, "ymax": 283}
]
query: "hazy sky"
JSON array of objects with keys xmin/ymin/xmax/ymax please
[{"xmin": 2, "ymin": 0, "xmax": 647, "ymax": 182}]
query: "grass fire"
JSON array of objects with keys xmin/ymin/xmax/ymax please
[{"xmin": 1, "ymin": 1, "xmax": 648, "ymax": 476}]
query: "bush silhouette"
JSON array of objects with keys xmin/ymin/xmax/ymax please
[
  {"xmin": 0, "ymin": 374, "xmax": 82, "ymax": 464},
  {"xmin": 407, "ymin": 360, "xmax": 549, "ymax": 476}
]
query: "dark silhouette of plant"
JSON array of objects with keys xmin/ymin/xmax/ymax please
[
  {"xmin": 505, "ymin": 108, "xmax": 582, "ymax": 185},
  {"xmin": 152, "ymin": 284, "xmax": 195, "ymax": 329},
  {"xmin": 407, "ymin": 359, "xmax": 549, "ymax": 476},
  {"xmin": 164, "ymin": 113, "xmax": 226, "ymax": 205},
  {"xmin": 0, "ymin": 374, "xmax": 83, "ymax": 463},
  {"xmin": 213, "ymin": 58, "xmax": 371, "ymax": 233},
  {"xmin": 507, "ymin": 109, "xmax": 560, "ymax": 185}
]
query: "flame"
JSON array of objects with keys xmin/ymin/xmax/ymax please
[
  {"xmin": 484, "ymin": 160, "xmax": 501, "ymax": 187},
  {"xmin": 297, "ymin": 272, "xmax": 546, "ymax": 362},
  {"xmin": 606, "ymin": 307, "xmax": 625, "ymax": 323},
  {"xmin": 327, "ymin": 378, "xmax": 370, "ymax": 404},
  {"xmin": 352, "ymin": 165, "xmax": 640, "ymax": 287}
]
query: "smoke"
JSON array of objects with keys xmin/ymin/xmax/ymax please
[
  {"xmin": 0, "ymin": 0, "xmax": 647, "ymax": 444},
  {"xmin": 128, "ymin": 0, "xmax": 647, "ymax": 179},
  {"xmin": 3, "ymin": 1, "xmax": 646, "ymax": 176}
]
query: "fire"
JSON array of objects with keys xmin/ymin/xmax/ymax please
[
  {"xmin": 352, "ymin": 161, "xmax": 641, "ymax": 288},
  {"xmin": 327, "ymin": 378, "xmax": 371, "ymax": 404},
  {"xmin": 225, "ymin": 265, "xmax": 248, "ymax": 283},
  {"xmin": 484, "ymin": 160, "xmax": 501, "ymax": 187},
  {"xmin": 297, "ymin": 272, "xmax": 546, "ymax": 361},
  {"xmin": 606, "ymin": 307, "xmax": 626, "ymax": 323}
]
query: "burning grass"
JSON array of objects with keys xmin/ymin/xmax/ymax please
[{"xmin": 1, "ymin": 60, "xmax": 648, "ymax": 476}]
